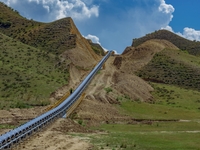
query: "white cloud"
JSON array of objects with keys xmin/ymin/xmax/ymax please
[
  {"xmin": 83, "ymin": 34, "xmax": 117, "ymax": 52},
  {"xmin": 81, "ymin": 0, "xmax": 93, "ymax": 5},
  {"xmin": 161, "ymin": 25, "xmax": 173, "ymax": 32},
  {"xmin": 1, "ymin": 0, "xmax": 99, "ymax": 21},
  {"xmin": 182, "ymin": 27, "xmax": 200, "ymax": 41},
  {"xmin": 158, "ymin": 0, "xmax": 174, "ymax": 22},
  {"xmin": 84, "ymin": 34, "xmax": 100, "ymax": 44},
  {"xmin": 57, "ymin": 0, "xmax": 98, "ymax": 20},
  {"xmin": 43, "ymin": 5, "xmax": 50, "ymax": 13},
  {"xmin": 161, "ymin": 26, "xmax": 200, "ymax": 41},
  {"xmin": 2, "ymin": 0, "xmax": 16, "ymax": 5},
  {"xmin": 159, "ymin": 0, "xmax": 174, "ymax": 14},
  {"xmin": 159, "ymin": 1, "xmax": 200, "ymax": 42},
  {"xmin": 28, "ymin": 0, "xmax": 39, "ymax": 4}
]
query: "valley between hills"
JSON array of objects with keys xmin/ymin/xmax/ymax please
[{"xmin": 1, "ymin": 2, "xmax": 200, "ymax": 150}]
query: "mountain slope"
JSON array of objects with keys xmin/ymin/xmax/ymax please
[
  {"xmin": 0, "ymin": 33, "xmax": 70, "ymax": 109},
  {"xmin": 0, "ymin": 2, "xmax": 99, "ymax": 68},
  {"xmin": 0, "ymin": 2, "xmax": 102, "ymax": 109},
  {"xmin": 136, "ymin": 48, "xmax": 200, "ymax": 91},
  {"xmin": 132, "ymin": 30, "xmax": 200, "ymax": 56},
  {"xmin": 119, "ymin": 39, "xmax": 179, "ymax": 73},
  {"xmin": 116, "ymin": 38, "xmax": 200, "ymax": 91}
]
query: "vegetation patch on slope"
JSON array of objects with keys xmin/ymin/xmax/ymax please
[
  {"xmin": 136, "ymin": 49, "xmax": 200, "ymax": 91},
  {"xmin": 90, "ymin": 43, "xmax": 105, "ymax": 56},
  {"xmin": 0, "ymin": 2, "xmax": 75, "ymax": 55},
  {"xmin": 0, "ymin": 33, "xmax": 69, "ymax": 109},
  {"xmin": 119, "ymin": 83, "xmax": 200, "ymax": 120}
]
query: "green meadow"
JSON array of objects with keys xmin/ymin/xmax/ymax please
[{"xmin": 73, "ymin": 83, "xmax": 200, "ymax": 150}]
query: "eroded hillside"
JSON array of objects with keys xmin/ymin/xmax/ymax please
[
  {"xmin": 132, "ymin": 30, "xmax": 200, "ymax": 56},
  {"xmin": 115, "ymin": 39, "xmax": 178, "ymax": 73}
]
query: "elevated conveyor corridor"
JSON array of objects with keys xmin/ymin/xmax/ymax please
[{"xmin": 0, "ymin": 51, "xmax": 113, "ymax": 150}]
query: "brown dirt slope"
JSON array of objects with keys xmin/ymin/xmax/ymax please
[
  {"xmin": 27, "ymin": 17, "xmax": 100, "ymax": 68},
  {"xmin": 73, "ymin": 55, "xmax": 154, "ymax": 127},
  {"xmin": 48, "ymin": 52, "xmax": 155, "ymax": 128},
  {"xmin": 120, "ymin": 39, "xmax": 179, "ymax": 73},
  {"xmin": 12, "ymin": 119, "xmax": 92, "ymax": 150}
]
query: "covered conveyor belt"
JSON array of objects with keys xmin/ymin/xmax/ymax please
[{"xmin": 0, "ymin": 51, "xmax": 113, "ymax": 150}]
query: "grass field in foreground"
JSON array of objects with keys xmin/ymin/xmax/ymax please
[
  {"xmin": 118, "ymin": 83, "xmax": 200, "ymax": 120},
  {"xmin": 89, "ymin": 122, "xmax": 200, "ymax": 150},
  {"xmin": 72, "ymin": 121, "xmax": 200, "ymax": 150},
  {"xmin": 72, "ymin": 83, "xmax": 200, "ymax": 150}
]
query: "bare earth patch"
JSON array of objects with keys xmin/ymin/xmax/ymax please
[{"xmin": 13, "ymin": 119, "xmax": 92, "ymax": 150}]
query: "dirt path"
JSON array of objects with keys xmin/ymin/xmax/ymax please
[
  {"xmin": 85, "ymin": 56, "xmax": 116, "ymax": 102},
  {"xmin": 13, "ymin": 119, "xmax": 92, "ymax": 150},
  {"xmin": 0, "ymin": 106, "xmax": 46, "ymax": 136}
]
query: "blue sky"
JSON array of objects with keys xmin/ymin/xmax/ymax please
[{"xmin": 1, "ymin": 0, "xmax": 200, "ymax": 53}]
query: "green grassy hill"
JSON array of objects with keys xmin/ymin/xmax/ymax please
[
  {"xmin": 136, "ymin": 48, "xmax": 200, "ymax": 91},
  {"xmin": 0, "ymin": 2, "xmax": 74, "ymax": 109},
  {"xmin": 0, "ymin": 2, "xmax": 75, "ymax": 55},
  {"xmin": 0, "ymin": 3, "xmax": 44, "ymax": 40},
  {"xmin": 132, "ymin": 30, "xmax": 200, "ymax": 56},
  {"xmin": 0, "ymin": 2, "xmax": 104, "ymax": 56},
  {"xmin": 0, "ymin": 32, "xmax": 69, "ymax": 109},
  {"xmin": 0, "ymin": 2, "xmax": 102, "ymax": 109}
]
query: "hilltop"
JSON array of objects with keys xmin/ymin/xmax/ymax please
[
  {"xmin": 132, "ymin": 30, "xmax": 200, "ymax": 56},
  {"xmin": 0, "ymin": 2, "xmax": 100, "ymax": 68},
  {"xmin": 119, "ymin": 36, "xmax": 200, "ymax": 91}
]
